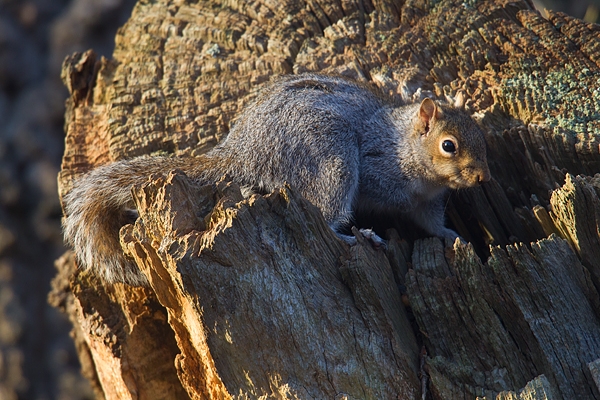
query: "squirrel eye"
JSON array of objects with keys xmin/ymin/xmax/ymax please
[{"xmin": 441, "ymin": 140, "xmax": 456, "ymax": 154}]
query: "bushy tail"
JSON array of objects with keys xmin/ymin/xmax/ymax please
[{"xmin": 62, "ymin": 157, "xmax": 195, "ymax": 286}]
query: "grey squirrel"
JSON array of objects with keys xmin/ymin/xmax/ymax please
[{"xmin": 62, "ymin": 73, "xmax": 490, "ymax": 286}]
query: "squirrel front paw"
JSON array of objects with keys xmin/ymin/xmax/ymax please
[{"xmin": 438, "ymin": 228, "xmax": 466, "ymax": 246}]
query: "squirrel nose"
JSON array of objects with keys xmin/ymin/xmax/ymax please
[{"xmin": 478, "ymin": 169, "xmax": 491, "ymax": 184}]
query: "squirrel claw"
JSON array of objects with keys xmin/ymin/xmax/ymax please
[{"xmin": 357, "ymin": 228, "xmax": 387, "ymax": 249}]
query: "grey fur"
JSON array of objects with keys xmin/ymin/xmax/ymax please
[{"xmin": 63, "ymin": 73, "xmax": 490, "ymax": 285}]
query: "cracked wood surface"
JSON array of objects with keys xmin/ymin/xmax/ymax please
[{"xmin": 53, "ymin": 0, "xmax": 600, "ymax": 398}]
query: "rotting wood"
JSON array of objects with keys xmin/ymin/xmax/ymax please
[
  {"xmin": 49, "ymin": 253, "xmax": 190, "ymax": 400},
  {"xmin": 53, "ymin": 0, "xmax": 600, "ymax": 398},
  {"xmin": 125, "ymin": 172, "xmax": 421, "ymax": 398}
]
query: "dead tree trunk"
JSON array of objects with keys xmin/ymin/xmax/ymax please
[{"xmin": 49, "ymin": 0, "xmax": 600, "ymax": 398}]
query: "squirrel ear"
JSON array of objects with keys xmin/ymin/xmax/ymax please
[
  {"xmin": 454, "ymin": 90, "xmax": 466, "ymax": 109},
  {"xmin": 419, "ymin": 98, "xmax": 438, "ymax": 131}
]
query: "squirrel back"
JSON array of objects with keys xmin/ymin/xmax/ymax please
[{"xmin": 63, "ymin": 73, "xmax": 490, "ymax": 285}]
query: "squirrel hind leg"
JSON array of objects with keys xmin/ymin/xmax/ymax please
[
  {"xmin": 327, "ymin": 208, "xmax": 386, "ymax": 249},
  {"xmin": 356, "ymin": 228, "xmax": 386, "ymax": 248},
  {"xmin": 334, "ymin": 228, "xmax": 386, "ymax": 249}
]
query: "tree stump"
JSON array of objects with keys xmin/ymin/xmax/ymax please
[{"xmin": 50, "ymin": 0, "xmax": 600, "ymax": 398}]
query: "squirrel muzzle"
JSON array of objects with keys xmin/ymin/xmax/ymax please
[
  {"xmin": 477, "ymin": 168, "xmax": 491, "ymax": 185},
  {"xmin": 462, "ymin": 163, "xmax": 491, "ymax": 187},
  {"xmin": 442, "ymin": 162, "xmax": 491, "ymax": 189}
]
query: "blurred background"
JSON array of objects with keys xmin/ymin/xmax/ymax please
[
  {"xmin": 0, "ymin": 0, "xmax": 136, "ymax": 398},
  {"xmin": 0, "ymin": 0, "xmax": 595, "ymax": 398}
]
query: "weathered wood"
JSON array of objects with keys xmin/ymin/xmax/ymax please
[
  {"xmin": 49, "ymin": 253, "xmax": 106, "ymax": 400},
  {"xmin": 49, "ymin": 252, "xmax": 190, "ymax": 400},
  {"xmin": 121, "ymin": 171, "xmax": 421, "ymax": 398},
  {"xmin": 408, "ymin": 232, "xmax": 600, "ymax": 399},
  {"xmin": 548, "ymin": 174, "xmax": 600, "ymax": 288},
  {"xmin": 53, "ymin": 0, "xmax": 600, "ymax": 398},
  {"xmin": 489, "ymin": 375, "xmax": 558, "ymax": 400},
  {"xmin": 408, "ymin": 172, "xmax": 600, "ymax": 400}
]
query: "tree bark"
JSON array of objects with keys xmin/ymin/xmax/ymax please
[{"xmin": 51, "ymin": 0, "xmax": 600, "ymax": 398}]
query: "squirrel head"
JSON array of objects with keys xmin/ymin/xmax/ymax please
[{"xmin": 413, "ymin": 96, "xmax": 491, "ymax": 189}]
